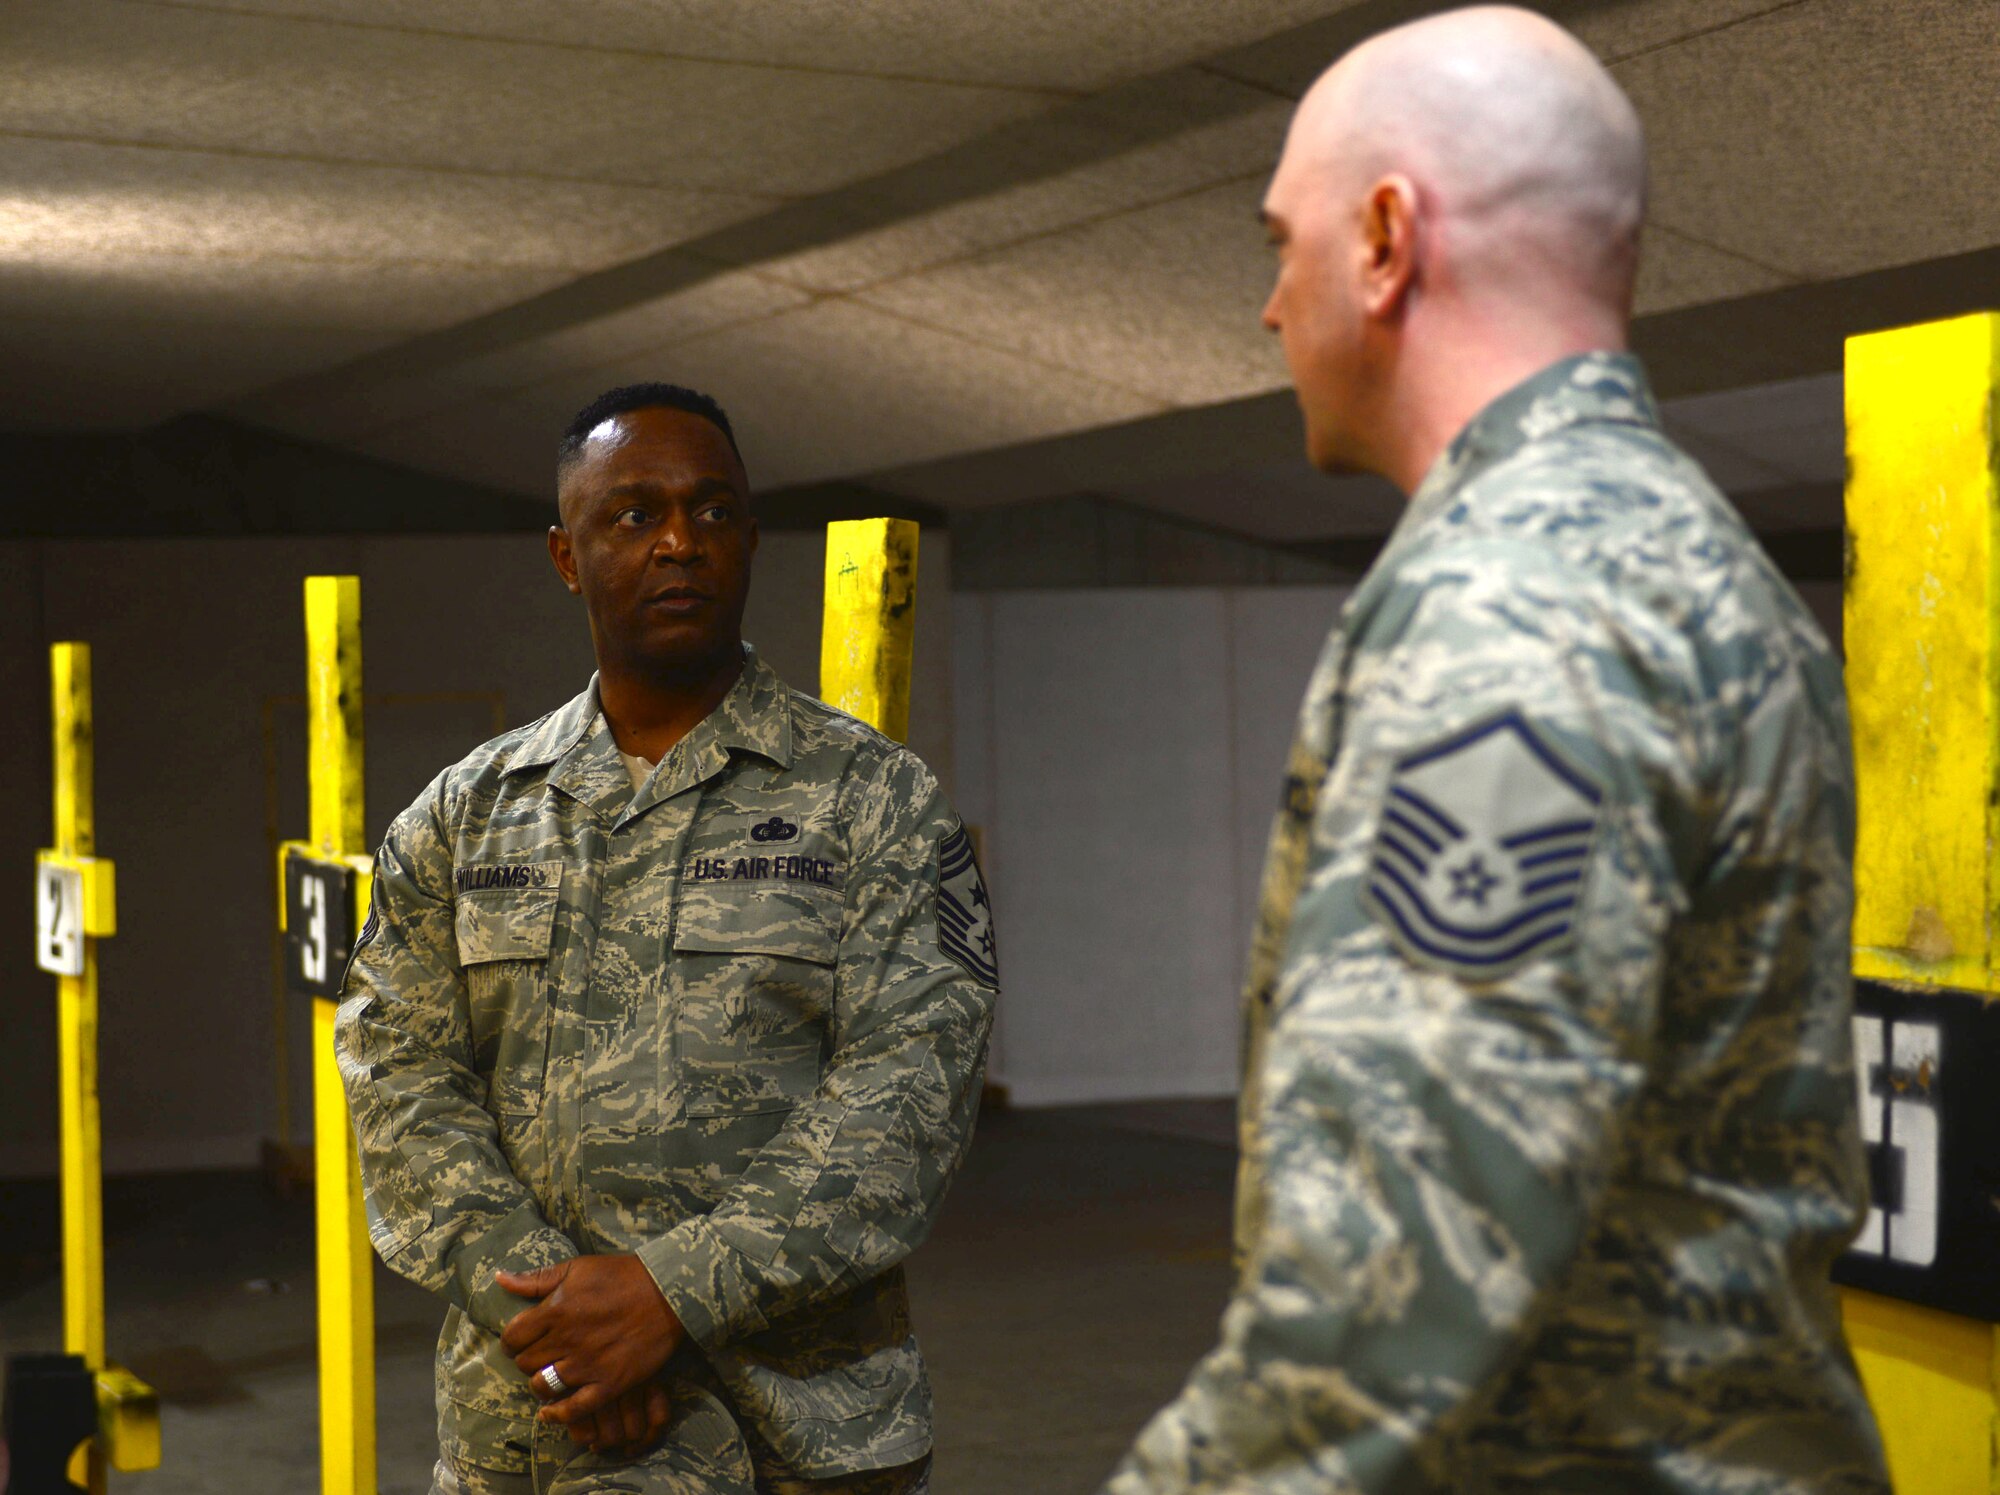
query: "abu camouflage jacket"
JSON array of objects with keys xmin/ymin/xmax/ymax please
[
  {"xmin": 336, "ymin": 650, "xmax": 996, "ymax": 1480},
  {"xmin": 1107, "ymin": 355, "xmax": 1890, "ymax": 1493}
]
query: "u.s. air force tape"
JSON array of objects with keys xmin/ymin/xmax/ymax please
[
  {"xmin": 936, "ymin": 823, "xmax": 998, "ymax": 988},
  {"xmin": 1362, "ymin": 709, "xmax": 1602, "ymax": 980}
]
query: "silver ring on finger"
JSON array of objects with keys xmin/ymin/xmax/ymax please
[{"xmin": 539, "ymin": 1364, "xmax": 569, "ymax": 1398}]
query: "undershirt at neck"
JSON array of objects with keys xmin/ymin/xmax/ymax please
[{"xmin": 619, "ymin": 749, "xmax": 656, "ymax": 793}]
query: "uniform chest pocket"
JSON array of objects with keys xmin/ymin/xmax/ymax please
[
  {"xmin": 671, "ymin": 882, "xmax": 840, "ymax": 1118},
  {"xmin": 454, "ymin": 866, "xmax": 563, "ymax": 1117}
]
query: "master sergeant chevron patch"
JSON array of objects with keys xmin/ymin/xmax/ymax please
[{"xmin": 1362, "ymin": 710, "xmax": 1602, "ymax": 979}]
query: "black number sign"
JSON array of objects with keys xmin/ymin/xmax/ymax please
[
  {"xmin": 285, "ymin": 851, "xmax": 356, "ymax": 1001},
  {"xmin": 1831, "ymin": 978, "xmax": 2000, "ymax": 1320}
]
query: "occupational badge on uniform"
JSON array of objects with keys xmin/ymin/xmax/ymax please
[
  {"xmin": 1361, "ymin": 710, "xmax": 1602, "ymax": 979},
  {"xmin": 936, "ymin": 822, "xmax": 998, "ymax": 988}
]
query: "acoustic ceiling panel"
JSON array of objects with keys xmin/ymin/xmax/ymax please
[
  {"xmin": 257, "ymin": 266, "xmax": 814, "ymax": 441},
  {"xmin": 355, "ymin": 295, "xmax": 1164, "ymax": 494},
  {"xmin": 0, "ymin": 3, "xmax": 1054, "ymax": 196},
  {"xmin": 745, "ymin": 79, "xmax": 1292, "ymax": 296},
  {"xmin": 1633, "ymin": 223, "xmax": 1797, "ymax": 317},
  {"xmin": 135, "ymin": 0, "xmax": 1367, "ymax": 91},
  {"xmin": 1621, "ymin": 0, "xmax": 2000, "ymax": 280},
  {"xmin": 852, "ymin": 176, "xmax": 1289, "ymax": 409},
  {"xmin": 0, "ymin": 136, "xmax": 778, "ymax": 274}
]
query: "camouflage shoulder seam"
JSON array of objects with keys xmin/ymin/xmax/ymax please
[{"xmin": 788, "ymin": 687, "xmax": 910, "ymax": 764}]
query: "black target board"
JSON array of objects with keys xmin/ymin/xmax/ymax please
[
  {"xmin": 1831, "ymin": 978, "xmax": 2000, "ymax": 1320},
  {"xmin": 285, "ymin": 851, "xmax": 357, "ymax": 1001}
]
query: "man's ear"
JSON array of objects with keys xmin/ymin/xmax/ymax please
[
  {"xmin": 1360, "ymin": 174, "xmax": 1419, "ymax": 320},
  {"xmin": 548, "ymin": 524, "xmax": 582, "ymax": 596}
]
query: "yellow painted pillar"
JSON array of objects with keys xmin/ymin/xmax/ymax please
[
  {"xmin": 303, "ymin": 576, "xmax": 377, "ymax": 1495},
  {"xmin": 1841, "ymin": 310, "xmax": 2000, "ymax": 1492},
  {"xmin": 821, "ymin": 518, "xmax": 920, "ymax": 740},
  {"xmin": 34, "ymin": 643, "xmax": 161, "ymax": 1487}
]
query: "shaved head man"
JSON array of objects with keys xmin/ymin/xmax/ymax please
[
  {"xmin": 1262, "ymin": 6, "xmax": 1646, "ymax": 487},
  {"xmin": 1105, "ymin": 8, "xmax": 1888, "ymax": 1492}
]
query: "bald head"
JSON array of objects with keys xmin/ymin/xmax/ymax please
[
  {"xmin": 1259, "ymin": 7, "xmax": 1647, "ymax": 485},
  {"xmin": 1290, "ymin": 6, "xmax": 1645, "ymax": 308}
]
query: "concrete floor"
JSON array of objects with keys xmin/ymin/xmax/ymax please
[{"xmin": 0, "ymin": 1102, "xmax": 1238, "ymax": 1493}]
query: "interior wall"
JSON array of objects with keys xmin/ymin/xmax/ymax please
[
  {"xmin": 958, "ymin": 573, "xmax": 1843, "ymax": 1112},
  {"xmin": 955, "ymin": 586, "xmax": 1347, "ymax": 1107},
  {"xmin": 0, "ymin": 528, "xmax": 952, "ymax": 1178}
]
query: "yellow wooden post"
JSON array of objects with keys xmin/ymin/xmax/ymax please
[
  {"xmin": 1841, "ymin": 310, "xmax": 2000, "ymax": 1492},
  {"xmin": 821, "ymin": 518, "xmax": 920, "ymax": 740},
  {"xmin": 303, "ymin": 575, "xmax": 376, "ymax": 1495},
  {"xmin": 50, "ymin": 645, "xmax": 106, "ymax": 1384},
  {"xmin": 35, "ymin": 643, "xmax": 161, "ymax": 1488}
]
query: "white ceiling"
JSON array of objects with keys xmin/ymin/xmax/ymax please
[{"xmin": 2, "ymin": 0, "xmax": 1994, "ymax": 538}]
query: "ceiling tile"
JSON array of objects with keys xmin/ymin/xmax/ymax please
[
  {"xmin": 358, "ymin": 298, "xmax": 1166, "ymax": 493},
  {"xmin": 2, "ymin": 2, "xmax": 1056, "ymax": 197},
  {"xmin": 259, "ymin": 267, "xmax": 812, "ymax": 440},
  {"xmin": 0, "ymin": 254, "xmax": 561, "ymax": 336},
  {"xmin": 0, "ymin": 132, "xmax": 777, "ymax": 427},
  {"xmin": 852, "ymin": 176, "xmax": 1288, "ymax": 408},
  {"xmin": 0, "ymin": 137, "xmax": 777, "ymax": 271},
  {"xmin": 138, "ymin": 1, "xmax": 1367, "ymax": 91},
  {"xmin": 752, "ymin": 79, "xmax": 1291, "ymax": 295},
  {"xmin": 0, "ymin": 312, "xmax": 394, "ymax": 428},
  {"xmin": 0, "ymin": 251, "xmax": 553, "ymax": 429},
  {"xmin": 1633, "ymin": 222, "xmax": 1795, "ymax": 316},
  {"xmin": 1620, "ymin": 0, "xmax": 2000, "ymax": 280},
  {"xmin": 1571, "ymin": 0, "xmax": 1790, "ymax": 62}
]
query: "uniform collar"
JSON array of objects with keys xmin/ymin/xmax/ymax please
[
  {"xmin": 503, "ymin": 646, "xmax": 795, "ymax": 821},
  {"xmin": 504, "ymin": 682, "xmax": 600, "ymax": 777},
  {"xmin": 1397, "ymin": 351, "xmax": 1660, "ymax": 540},
  {"xmin": 694, "ymin": 647, "xmax": 795, "ymax": 772}
]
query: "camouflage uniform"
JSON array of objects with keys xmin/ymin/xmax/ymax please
[
  {"xmin": 1106, "ymin": 355, "xmax": 1889, "ymax": 1493},
  {"xmin": 335, "ymin": 649, "xmax": 996, "ymax": 1493}
]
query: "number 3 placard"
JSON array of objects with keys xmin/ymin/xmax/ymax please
[{"xmin": 284, "ymin": 850, "xmax": 358, "ymax": 1000}]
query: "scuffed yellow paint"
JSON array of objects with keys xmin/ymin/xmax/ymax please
[
  {"xmin": 1843, "ymin": 312, "xmax": 2000, "ymax": 1490},
  {"xmin": 820, "ymin": 518, "xmax": 920, "ymax": 741},
  {"xmin": 1846, "ymin": 312, "xmax": 2000, "ymax": 991}
]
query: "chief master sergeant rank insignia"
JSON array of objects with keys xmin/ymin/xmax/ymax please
[{"xmin": 936, "ymin": 823, "xmax": 997, "ymax": 989}]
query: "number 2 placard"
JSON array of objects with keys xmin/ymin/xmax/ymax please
[{"xmin": 35, "ymin": 859, "xmax": 85, "ymax": 977}]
